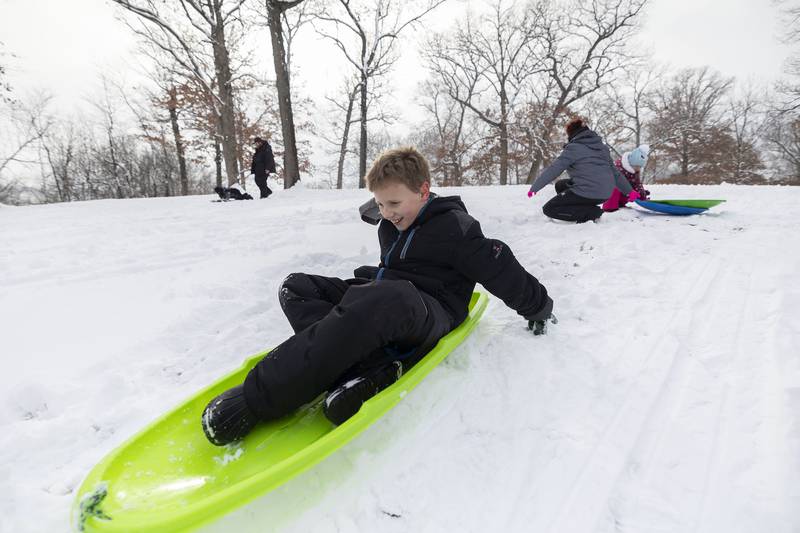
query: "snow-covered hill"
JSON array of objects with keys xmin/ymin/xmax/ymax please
[{"xmin": 1, "ymin": 184, "xmax": 798, "ymax": 532}]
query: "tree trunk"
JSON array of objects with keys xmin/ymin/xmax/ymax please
[
  {"xmin": 41, "ymin": 146, "xmax": 61, "ymax": 201},
  {"xmin": 159, "ymin": 143, "xmax": 172, "ymax": 196},
  {"xmin": 106, "ymin": 128, "xmax": 125, "ymax": 198},
  {"xmin": 62, "ymin": 149, "xmax": 74, "ymax": 201},
  {"xmin": 499, "ymin": 122, "xmax": 509, "ymax": 186},
  {"xmin": 358, "ymin": 74, "xmax": 368, "ymax": 188},
  {"xmin": 210, "ymin": 0, "xmax": 240, "ymax": 186},
  {"xmin": 450, "ymin": 104, "xmax": 468, "ymax": 186},
  {"xmin": 214, "ymin": 141, "xmax": 223, "ymax": 188},
  {"xmin": 681, "ymin": 132, "xmax": 689, "ymax": 177},
  {"xmin": 498, "ymin": 89, "xmax": 509, "ymax": 185},
  {"xmin": 167, "ymin": 86, "xmax": 189, "ymax": 195},
  {"xmin": 267, "ymin": 0, "xmax": 301, "ymax": 189},
  {"xmin": 337, "ymin": 86, "xmax": 358, "ymax": 189},
  {"xmin": 526, "ymin": 125, "xmax": 553, "ymax": 185}
]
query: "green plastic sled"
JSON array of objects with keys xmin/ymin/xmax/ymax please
[
  {"xmin": 647, "ymin": 199, "xmax": 726, "ymax": 209},
  {"xmin": 72, "ymin": 291, "xmax": 489, "ymax": 533}
]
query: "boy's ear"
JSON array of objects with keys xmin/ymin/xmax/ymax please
[{"xmin": 420, "ymin": 181, "xmax": 431, "ymax": 200}]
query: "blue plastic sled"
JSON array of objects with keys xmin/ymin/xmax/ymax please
[{"xmin": 634, "ymin": 199, "xmax": 710, "ymax": 215}]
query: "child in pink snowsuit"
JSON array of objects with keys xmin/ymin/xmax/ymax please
[{"xmin": 602, "ymin": 145, "xmax": 650, "ymax": 211}]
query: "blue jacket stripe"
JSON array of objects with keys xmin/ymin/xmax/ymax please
[
  {"xmin": 383, "ymin": 237, "xmax": 401, "ymax": 267},
  {"xmin": 400, "ymin": 228, "xmax": 418, "ymax": 260}
]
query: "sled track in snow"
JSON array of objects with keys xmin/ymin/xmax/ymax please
[
  {"xmin": 602, "ymin": 255, "xmax": 752, "ymax": 533},
  {"xmin": 534, "ymin": 255, "xmax": 722, "ymax": 533},
  {"xmin": 598, "ymin": 226, "xmax": 796, "ymax": 533}
]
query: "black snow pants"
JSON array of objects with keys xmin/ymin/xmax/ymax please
[
  {"xmin": 254, "ymin": 172, "xmax": 273, "ymax": 199},
  {"xmin": 242, "ymin": 273, "xmax": 454, "ymax": 421},
  {"xmin": 542, "ymin": 179, "xmax": 606, "ymax": 223}
]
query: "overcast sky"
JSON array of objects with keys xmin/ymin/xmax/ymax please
[{"xmin": 0, "ymin": 0, "xmax": 794, "ymax": 117}]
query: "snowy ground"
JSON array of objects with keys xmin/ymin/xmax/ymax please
[{"xmin": 1, "ymin": 183, "xmax": 798, "ymax": 533}]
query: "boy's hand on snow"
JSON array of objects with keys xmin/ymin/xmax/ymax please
[
  {"xmin": 525, "ymin": 296, "xmax": 554, "ymax": 335},
  {"xmin": 627, "ymin": 190, "xmax": 641, "ymax": 202},
  {"xmin": 527, "ymin": 314, "xmax": 558, "ymax": 335},
  {"xmin": 527, "ymin": 190, "xmax": 535, "ymax": 198}
]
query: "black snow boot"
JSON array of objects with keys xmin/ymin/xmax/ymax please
[
  {"xmin": 323, "ymin": 361, "xmax": 403, "ymax": 426},
  {"xmin": 201, "ymin": 384, "xmax": 259, "ymax": 446},
  {"xmin": 214, "ymin": 186, "xmax": 229, "ymax": 201}
]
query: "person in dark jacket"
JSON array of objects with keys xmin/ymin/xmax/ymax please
[
  {"xmin": 528, "ymin": 118, "xmax": 638, "ymax": 223},
  {"xmin": 250, "ymin": 136, "xmax": 276, "ymax": 199},
  {"xmin": 201, "ymin": 146, "xmax": 555, "ymax": 446}
]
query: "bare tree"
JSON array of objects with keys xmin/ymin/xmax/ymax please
[
  {"xmin": 39, "ymin": 121, "xmax": 80, "ymax": 202},
  {"xmin": 166, "ymin": 84, "xmax": 190, "ymax": 194},
  {"xmin": 605, "ymin": 63, "xmax": 659, "ymax": 147},
  {"xmin": 648, "ymin": 67, "xmax": 734, "ymax": 179},
  {"xmin": 1, "ymin": 96, "xmax": 52, "ymax": 178},
  {"xmin": 313, "ymin": 0, "xmax": 446, "ymax": 187},
  {"xmin": 89, "ymin": 76, "xmax": 133, "ymax": 198},
  {"xmin": 111, "ymin": 0, "xmax": 247, "ymax": 186},
  {"xmin": 765, "ymin": 113, "xmax": 800, "ymax": 184},
  {"xmin": 774, "ymin": 0, "xmax": 800, "ymax": 112},
  {"xmin": 725, "ymin": 84, "xmax": 766, "ymax": 183},
  {"xmin": 113, "ymin": 69, "xmax": 190, "ymax": 195},
  {"xmin": 0, "ymin": 41, "xmax": 13, "ymax": 105},
  {"xmin": 417, "ymin": 78, "xmax": 476, "ymax": 186},
  {"xmin": 324, "ymin": 77, "xmax": 361, "ymax": 189},
  {"xmin": 278, "ymin": 0, "xmax": 313, "ymax": 85},
  {"xmin": 764, "ymin": 63, "xmax": 800, "ymax": 185},
  {"xmin": 318, "ymin": 71, "xmax": 395, "ymax": 189},
  {"xmin": 577, "ymin": 62, "xmax": 661, "ymax": 182},
  {"xmin": 0, "ymin": 176, "xmax": 15, "ymax": 203},
  {"xmin": 1, "ymin": 93, "xmax": 54, "ymax": 204},
  {"xmin": 424, "ymin": 0, "xmax": 542, "ymax": 185},
  {"xmin": 523, "ymin": 0, "xmax": 647, "ymax": 184},
  {"xmin": 264, "ymin": 0, "xmax": 307, "ymax": 188},
  {"xmin": 776, "ymin": 0, "xmax": 800, "ymax": 43}
]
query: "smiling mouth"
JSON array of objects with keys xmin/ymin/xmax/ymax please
[{"xmin": 390, "ymin": 217, "xmax": 403, "ymax": 225}]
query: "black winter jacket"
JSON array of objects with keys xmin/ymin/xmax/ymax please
[
  {"xmin": 251, "ymin": 142, "xmax": 276, "ymax": 176},
  {"xmin": 356, "ymin": 195, "xmax": 551, "ymax": 326}
]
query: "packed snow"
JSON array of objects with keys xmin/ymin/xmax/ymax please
[{"xmin": 1, "ymin": 184, "xmax": 798, "ymax": 532}]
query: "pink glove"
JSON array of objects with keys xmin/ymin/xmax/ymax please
[
  {"xmin": 627, "ymin": 190, "xmax": 641, "ymax": 202},
  {"xmin": 527, "ymin": 190, "xmax": 535, "ymax": 198}
]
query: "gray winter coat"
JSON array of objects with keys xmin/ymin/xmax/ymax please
[{"xmin": 529, "ymin": 129, "xmax": 632, "ymax": 200}]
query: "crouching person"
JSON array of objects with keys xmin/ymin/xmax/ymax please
[
  {"xmin": 528, "ymin": 118, "xmax": 635, "ymax": 223},
  {"xmin": 202, "ymin": 147, "xmax": 555, "ymax": 445}
]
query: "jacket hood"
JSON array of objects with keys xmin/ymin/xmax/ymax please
[
  {"xmin": 568, "ymin": 128, "xmax": 605, "ymax": 151},
  {"xmin": 621, "ymin": 152, "xmax": 637, "ymax": 174},
  {"xmin": 414, "ymin": 194, "xmax": 467, "ymax": 226}
]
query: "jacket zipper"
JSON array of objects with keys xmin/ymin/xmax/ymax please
[
  {"xmin": 383, "ymin": 231, "xmax": 402, "ymax": 267},
  {"xmin": 400, "ymin": 228, "xmax": 418, "ymax": 260},
  {"xmin": 381, "ymin": 196, "xmax": 433, "ymax": 271}
]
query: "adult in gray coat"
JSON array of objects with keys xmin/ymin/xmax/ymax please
[{"xmin": 528, "ymin": 119, "xmax": 638, "ymax": 223}]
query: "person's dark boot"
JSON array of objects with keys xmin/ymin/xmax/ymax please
[
  {"xmin": 214, "ymin": 186, "xmax": 229, "ymax": 201},
  {"xmin": 201, "ymin": 384, "xmax": 259, "ymax": 446},
  {"xmin": 323, "ymin": 361, "xmax": 403, "ymax": 425}
]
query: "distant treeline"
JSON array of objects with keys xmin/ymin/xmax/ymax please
[{"xmin": 2, "ymin": 0, "xmax": 799, "ymax": 206}]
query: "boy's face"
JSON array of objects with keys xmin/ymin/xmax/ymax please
[{"xmin": 373, "ymin": 181, "xmax": 431, "ymax": 231}]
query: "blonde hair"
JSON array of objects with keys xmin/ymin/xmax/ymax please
[{"xmin": 365, "ymin": 147, "xmax": 430, "ymax": 192}]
